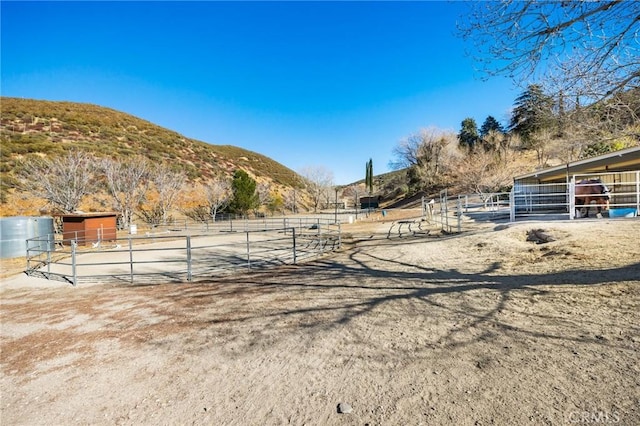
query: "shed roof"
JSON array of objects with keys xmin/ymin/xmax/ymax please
[
  {"xmin": 54, "ymin": 212, "xmax": 119, "ymax": 218},
  {"xmin": 514, "ymin": 146, "xmax": 640, "ymax": 183}
]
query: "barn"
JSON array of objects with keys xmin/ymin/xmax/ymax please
[{"xmin": 511, "ymin": 146, "xmax": 640, "ymax": 220}]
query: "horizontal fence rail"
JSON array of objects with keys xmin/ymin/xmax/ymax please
[
  {"xmin": 139, "ymin": 211, "xmax": 372, "ymax": 233},
  {"xmin": 511, "ymin": 171, "xmax": 639, "ymax": 221},
  {"xmin": 26, "ymin": 220, "xmax": 341, "ymax": 286}
]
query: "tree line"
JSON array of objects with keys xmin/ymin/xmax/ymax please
[
  {"xmin": 17, "ymin": 151, "xmax": 315, "ymax": 227},
  {"xmin": 389, "ymin": 1, "xmax": 639, "ymax": 199}
]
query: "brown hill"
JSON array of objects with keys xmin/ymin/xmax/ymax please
[{"xmin": 0, "ymin": 97, "xmax": 307, "ymax": 212}]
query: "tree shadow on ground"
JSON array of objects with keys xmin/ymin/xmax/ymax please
[{"xmin": 154, "ymin": 240, "xmax": 639, "ymax": 356}]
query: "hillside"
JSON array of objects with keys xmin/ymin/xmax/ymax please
[{"xmin": 0, "ymin": 97, "xmax": 306, "ymax": 203}]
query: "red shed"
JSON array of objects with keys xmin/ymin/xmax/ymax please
[{"xmin": 57, "ymin": 212, "xmax": 119, "ymax": 246}]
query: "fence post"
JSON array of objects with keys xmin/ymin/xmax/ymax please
[
  {"xmin": 457, "ymin": 197, "xmax": 462, "ymax": 233},
  {"xmin": 510, "ymin": 188, "xmax": 515, "ymax": 222},
  {"xmin": 128, "ymin": 237, "xmax": 134, "ymax": 283},
  {"xmin": 47, "ymin": 234, "xmax": 52, "ymax": 274},
  {"xmin": 569, "ymin": 177, "xmax": 576, "ymax": 219},
  {"xmin": 442, "ymin": 190, "xmax": 449, "ymax": 232},
  {"xmin": 186, "ymin": 235, "xmax": 192, "ymax": 282},
  {"xmin": 636, "ymin": 171, "xmax": 639, "ymax": 214},
  {"xmin": 71, "ymin": 240, "xmax": 78, "ymax": 287},
  {"xmin": 246, "ymin": 231, "xmax": 251, "ymax": 270},
  {"xmin": 292, "ymin": 228, "xmax": 297, "ymax": 264}
]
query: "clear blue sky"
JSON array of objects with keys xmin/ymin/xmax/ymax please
[{"xmin": 1, "ymin": 1, "xmax": 519, "ymax": 184}]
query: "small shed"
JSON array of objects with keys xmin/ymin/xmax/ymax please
[
  {"xmin": 57, "ymin": 212, "xmax": 118, "ymax": 246},
  {"xmin": 360, "ymin": 195, "xmax": 382, "ymax": 209}
]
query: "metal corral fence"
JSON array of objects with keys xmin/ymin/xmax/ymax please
[
  {"xmin": 421, "ymin": 190, "xmax": 511, "ymax": 233},
  {"xmin": 26, "ymin": 218, "xmax": 341, "ymax": 286},
  {"xmin": 511, "ymin": 171, "xmax": 640, "ymax": 221},
  {"xmin": 137, "ymin": 210, "xmax": 374, "ymax": 234},
  {"xmin": 511, "ymin": 181, "xmax": 569, "ymax": 220},
  {"xmin": 424, "ymin": 172, "xmax": 639, "ymax": 228}
]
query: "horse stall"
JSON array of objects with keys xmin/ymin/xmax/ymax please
[{"xmin": 510, "ymin": 146, "xmax": 640, "ymax": 221}]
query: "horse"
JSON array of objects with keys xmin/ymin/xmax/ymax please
[{"xmin": 575, "ymin": 179, "xmax": 610, "ymax": 218}]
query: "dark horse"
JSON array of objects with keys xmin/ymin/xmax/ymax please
[{"xmin": 575, "ymin": 179, "xmax": 610, "ymax": 218}]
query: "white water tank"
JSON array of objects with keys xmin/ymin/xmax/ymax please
[{"xmin": 0, "ymin": 216, "xmax": 55, "ymax": 258}]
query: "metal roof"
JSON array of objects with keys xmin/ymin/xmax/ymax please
[
  {"xmin": 54, "ymin": 212, "xmax": 119, "ymax": 218},
  {"xmin": 514, "ymin": 146, "xmax": 640, "ymax": 183}
]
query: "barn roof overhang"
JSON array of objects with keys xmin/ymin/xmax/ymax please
[{"xmin": 514, "ymin": 146, "xmax": 640, "ymax": 183}]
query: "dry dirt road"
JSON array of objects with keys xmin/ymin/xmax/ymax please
[{"xmin": 1, "ymin": 215, "xmax": 639, "ymax": 425}]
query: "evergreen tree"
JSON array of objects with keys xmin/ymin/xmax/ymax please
[
  {"xmin": 458, "ymin": 118, "xmax": 479, "ymax": 150},
  {"xmin": 229, "ymin": 169, "xmax": 258, "ymax": 215},
  {"xmin": 509, "ymin": 84, "xmax": 554, "ymax": 145},
  {"xmin": 365, "ymin": 158, "xmax": 373, "ymax": 194},
  {"xmin": 479, "ymin": 116, "xmax": 504, "ymax": 137}
]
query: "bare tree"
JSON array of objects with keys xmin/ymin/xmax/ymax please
[
  {"xmin": 459, "ymin": 1, "xmax": 639, "ymax": 103},
  {"xmin": 480, "ymin": 129, "xmax": 506, "ymax": 153},
  {"xmin": 204, "ymin": 176, "xmax": 232, "ymax": 221},
  {"xmin": 19, "ymin": 150, "xmax": 97, "ymax": 213},
  {"xmin": 180, "ymin": 178, "xmax": 231, "ymax": 222},
  {"xmin": 283, "ymin": 189, "xmax": 298, "ymax": 214},
  {"xmin": 299, "ymin": 166, "xmax": 334, "ymax": 212},
  {"xmin": 140, "ymin": 164, "xmax": 186, "ymax": 225},
  {"xmin": 341, "ymin": 185, "xmax": 364, "ymax": 209},
  {"xmin": 390, "ymin": 127, "xmax": 456, "ymax": 190},
  {"xmin": 283, "ymin": 190, "xmax": 295, "ymax": 214},
  {"xmin": 256, "ymin": 182, "xmax": 272, "ymax": 210},
  {"xmin": 102, "ymin": 156, "xmax": 150, "ymax": 229},
  {"xmin": 389, "ymin": 132, "xmax": 424, "ymax": 170},
  {"xmin": 529, "ymin": 129, "xmax": 556, "ymax": 167},
  {"xmin": 453, "ymin": 150, "xmax": 523, "ymax": 199}
]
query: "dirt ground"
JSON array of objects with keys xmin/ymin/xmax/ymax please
[{"xmin": 1, "ymin": 212, "xmax": 639, "ymax": 425}]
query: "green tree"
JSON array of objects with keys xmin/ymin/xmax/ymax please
[
  {"xmin": 458, "ymin": 118, "xmax": 479, "ymax": 150},
  {"xmin": 365, "ymin": 158, "xmax": 373, "ymax": 194},
  {"xmin": 479, "ymin": 116, "xmax": 504, "ymax": 137},
  {"xmin": 509, "ymin": 84, "xmax": 554, "ymax": 146},
  {"xmin": 229, "ymin": 170, "xmax": 258, "ymax": 215}
]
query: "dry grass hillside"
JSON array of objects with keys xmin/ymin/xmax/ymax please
[{"xmin": 0, "ymin": 97, "xmax": 306, "ymax": 212}]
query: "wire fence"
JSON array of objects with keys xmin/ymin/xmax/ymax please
[{"xmin": 26, "ymin": 219, "xmax": 341, "ymax": 286}]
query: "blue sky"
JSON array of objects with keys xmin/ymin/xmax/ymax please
[{"xmin": 1, "ymin": 1, "xmax": 519, "ymax": 184}]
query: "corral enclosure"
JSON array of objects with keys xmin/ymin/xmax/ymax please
[
  {"xmin": 25, "ymin": 217, "xmax": 342, "ymax": 286},
  {"xmin": 2, "ymin": 215, "xmax": 639, "ymax": 425},
  {"xmin": 512, "ymin": 147, "xmax": 640, "ymax": 220}
]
